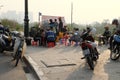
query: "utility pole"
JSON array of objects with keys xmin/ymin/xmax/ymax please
[
  {"xmin": 71, "ymin": 2, "xmax": 73, "ymax": 30},
  {"xmin": 24, "ymin": 0, "xmax": 29, "ymax": 37},
  {"xmin": 38, "ymin": 12, "xmax": 42, "ymax": 28}
]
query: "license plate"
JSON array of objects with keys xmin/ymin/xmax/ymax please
[{"xmin": 83, "ymin": 49, "xmax": 90, "ymax": 55}]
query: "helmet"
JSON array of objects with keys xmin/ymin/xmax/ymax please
[
  {"xmin": 5, "ymin": 27, "xmax": 10, "ymax": 32},
  {"xmin": 112, "ymin": 19, "xmax": 119, "ymax": 25},
  {"xmin": 86, "ymin": 26, "xmax": 92, "ymax": 32},
  {"xmin": 86, "ymin": 27, "xmax": 91, "ymax": 30},
  {"xmin": 11, "ymin": 31, "xmax": 19, "ymax": 36},
  {"xmin": 104, "ymin": 26, "xmax": 109, "ymax": 30},
  {"xmin": 74, "ymin": 32, "xmax": 78, "ymax": 35},
  {"xmin": 116, "ymin": 30, "xmax": 120, "ymax": 35},
  {"xmin": 89, "ymin": 27, "xmax": 96, "ymax": 35}
]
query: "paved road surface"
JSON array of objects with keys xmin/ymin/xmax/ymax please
[
  {"xmin": 25, "ymin": 44, "xmax": 120, "ymax": 80},
  {"xmin": 0, "ymin": 53, "xmax": 27, "ymax": 80}
]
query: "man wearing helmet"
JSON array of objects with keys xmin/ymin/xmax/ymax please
[
  {"xmin": 81, "ymin": 27, "xmax": 100, "ymax": 59},
  {"xmin": 112, "ymin": 19, "xmax": 120, "ymax": 31}
]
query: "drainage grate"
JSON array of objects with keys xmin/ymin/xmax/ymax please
[{"xmin": 41, "ymin": 60, "xmax": 76, "ymax": 68}]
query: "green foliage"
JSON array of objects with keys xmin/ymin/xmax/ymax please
[
  {"xmin": 29, "ymin": 22, "xmax": 39, "ymax": 28},
  {"xmin": 1, "ymin": 19, "xmax": 23, "ymax": 31},
  {"xmin": 66, "ymin": 23, "xmax": 85, "ymax": 31},
  {"xmin": 0, "ymin": 18, "xmax": 116, "ymax": 40},
  {"xmin": 66, "ymin": 21, "xmax": 115, "ymax": 41}
]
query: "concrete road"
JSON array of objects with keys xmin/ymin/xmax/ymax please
[
  {"xmin": 25, "ymin": 44, "xmax": 120, "ymax": 80},
  {"xmin": 0, "ymin": 53, "xmax": 27, "ymax": 80}
]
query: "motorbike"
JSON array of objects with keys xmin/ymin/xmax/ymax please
[
  {"xmin": 110, "ymin": 34, "xmax": 120, "ymax": 60},
  {"xmin": 12, "ymin": 35, "xmax": 25, "ymax": 66},
  {"xmin": 80, "ymin": 27, "xmax": 99, "ymax": 70},
  {"xmin": 0, "ymin": 31, "xmax": 16, "ymax": 53},
  {"xmin": 110, "ymin": 43, "xmax": 120, "ymax": 60},
  {"xmin": 80, "ymin": 40, "xmax": 99, "ymax": 70},
  {"xmin": 98, "ymin": 35, "xmax": 109, "ymax": 46}
]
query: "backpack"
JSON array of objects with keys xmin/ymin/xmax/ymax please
[
  {"xmin": 113, "ymin": 35, "xmax": 120, "ymax": 43},
  {"xmin": 73, "ymin": 32, "xmax": 80, "ymax": 42}
]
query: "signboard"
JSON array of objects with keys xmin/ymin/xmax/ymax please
[{"xmin": 41, "ymin": 15, "xmax": 66, "ymax": 29}]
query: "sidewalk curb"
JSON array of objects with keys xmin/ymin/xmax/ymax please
[{"xmin": 23, "ymin": 55, "xmax": 49, "ymax": 80}]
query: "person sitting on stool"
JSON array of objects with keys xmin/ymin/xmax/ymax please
[{"xmin": 45, "ymin": 27, "xmax": 56, "ymax": 46}]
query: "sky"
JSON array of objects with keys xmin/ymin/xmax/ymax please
[{"xmin": 0, "ymin": 0, "xmax": 120, "ymax": 24}]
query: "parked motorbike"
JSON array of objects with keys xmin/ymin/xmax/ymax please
[
  {"xmin": 80, "ymin": 40, "xmax": 99, "ymax": 70},
  {"xmin": 110, "ymin": 34, "xmax": 120, "ymax": 60},
  {"xmin": 0, "ymin": 31, "xmax": 16, "ymax": 53},
  {"xmin": 13, "ymin": 35, "xmax": 25, "ymax": 66},
  {"xmin": 110, "ymin": 43, "xmax": 120, "ymax": 60},
  {"xmin": 98, "ymin": 35, "xmax": 109, "ymax": 46}
]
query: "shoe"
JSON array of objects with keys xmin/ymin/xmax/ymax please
[
  {"xmin": 97, "ymin": 52, "xmax": 100, "ymax": 55},
  {"xmin": 81, "ymin": 56, "xmax": 85, "ymax": 59},
  {"xmin": 68, "ymin": 43, "xmax": 71, "ymax": 46},
  {"xmin": 108, "ymin": 47, "xmax": 111, "ymax": 50}
]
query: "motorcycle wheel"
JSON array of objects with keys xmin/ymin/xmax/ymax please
[
  {"xmin": 15, "ymin": 51, "xmax": 21, "ymax": 67},
  {"xmin": 110, "ymin": 46, "xmax": 120, "ymax": 60},
  {"xmin": 93, "ymin": 53, "xmax": 99, "ymax": 61},
  {"xmin": 86, "ymin": 55, "xmax": 94, "ymax": 70}
]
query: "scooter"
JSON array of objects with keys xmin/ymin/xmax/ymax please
[{"xmin": 0, "ymin": 31, "xmax": 16, "ymax": 53}]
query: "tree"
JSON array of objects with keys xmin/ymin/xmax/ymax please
[{"xmin": 1, "ymin": 19, "xmax": 23, "ymax": 31}]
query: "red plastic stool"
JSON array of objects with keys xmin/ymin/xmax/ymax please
[
  {"xmin": 31, "ymin": 40, "xmax": 38, "ymax": 46},
  {"xmin": 47, "ymin": 42, "xmax": 55, "ymax": 47}
]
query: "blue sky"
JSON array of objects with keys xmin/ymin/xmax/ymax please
[{"xmin": 0, "ymin": 0, "xmax": 120, "ymax": 24}]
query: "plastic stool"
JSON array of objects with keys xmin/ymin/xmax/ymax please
[
  {"xmin": 48, "ymin": 42, "xmax": 55, "ymax": 47},
  {"xmin": 31, "ymin": 40, "xmax": 38, "ymax": 46}
]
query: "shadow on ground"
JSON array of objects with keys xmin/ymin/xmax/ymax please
[
  {"xmin": 104, "ymin": 58, "xmax": 120, "ymax": 80},
  {"xmin": 0, "ymin": 54, "xmax": 15, "ymax": 75},
  {"xmin": 65, "ymin": 45, "xmax": 112, "ymax": 80},
  {"xmin": 65, "ymin": 63, "xmax": 94, "ymax": 80},
  {"xmin": 0, "ymin": 53, "xmax": 27, "ymax": 80}
]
